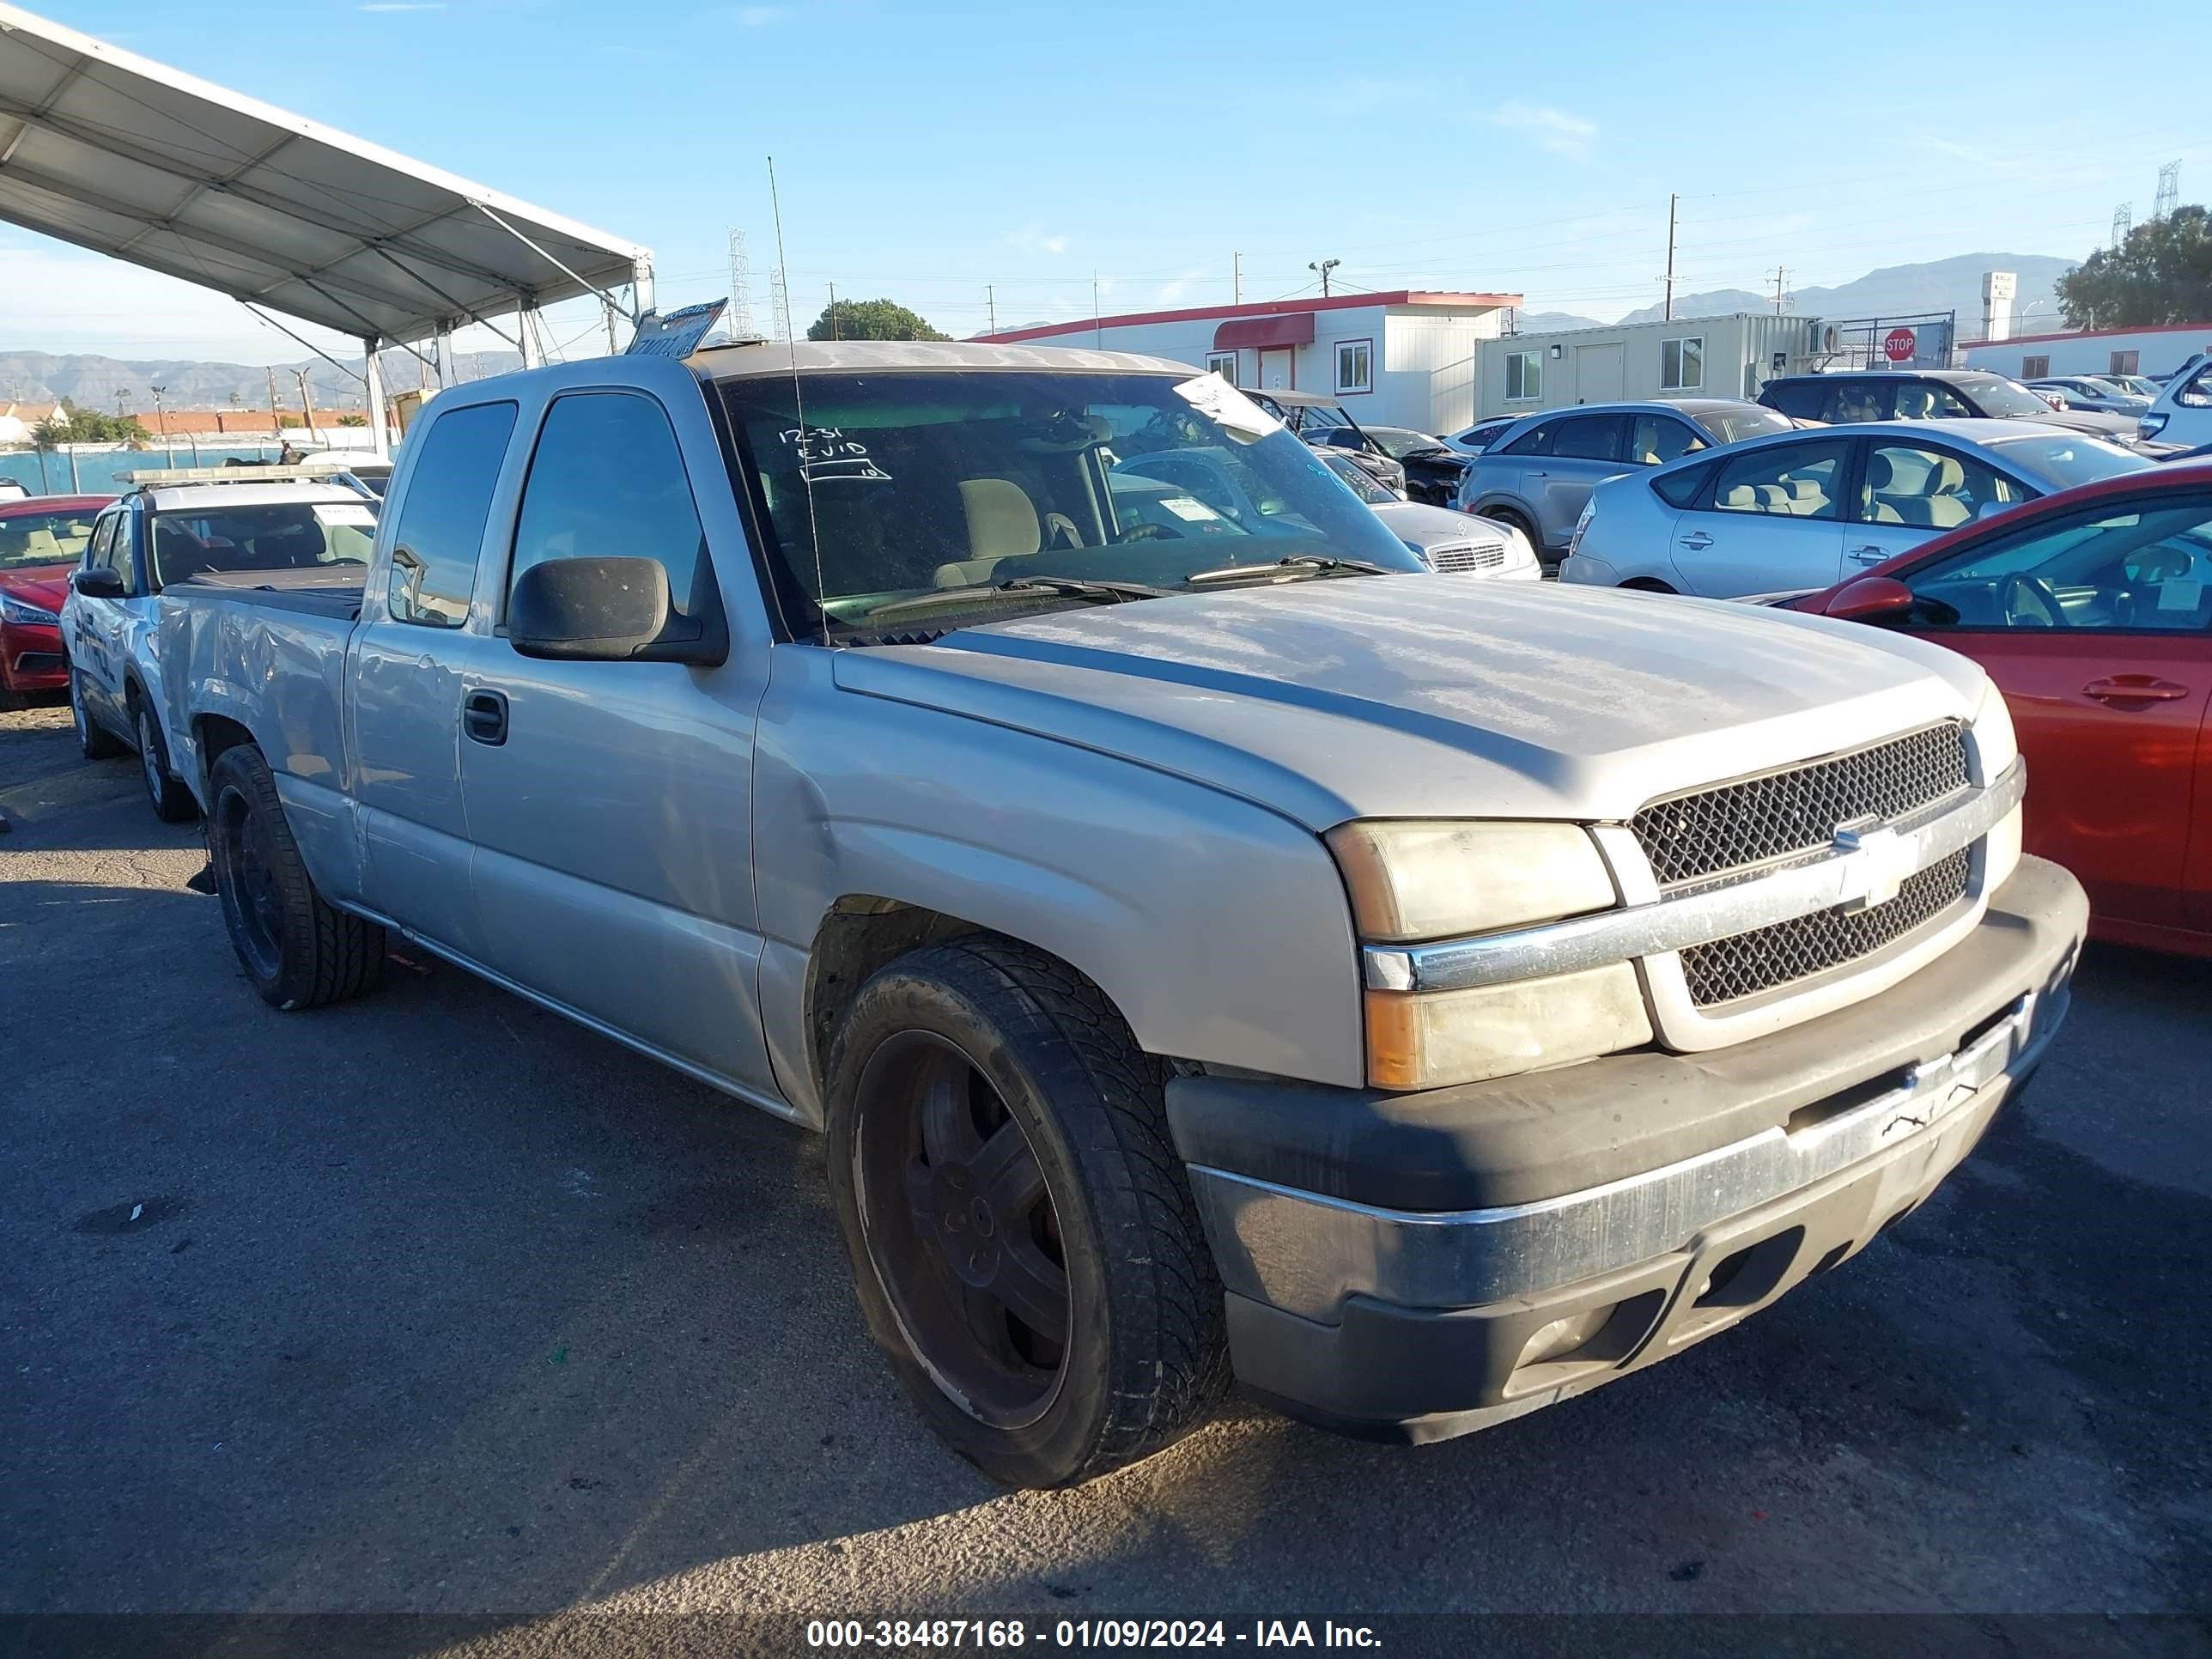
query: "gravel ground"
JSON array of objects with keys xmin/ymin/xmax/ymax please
[{"xmin": 3, "ymin": 696, "xmax": 2207, "ymax": 1655}]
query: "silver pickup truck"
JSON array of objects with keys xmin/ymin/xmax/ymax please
[{"xmin": 162, "ymin": 341, "xmax": 2086, "ymax": 1488}]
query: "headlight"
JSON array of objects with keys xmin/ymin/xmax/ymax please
[
  {"xmin": 1502, "ymin": 525, "xmax": 1536, "ymax": 567},
  {"xmin": 1326, "ymin": 820, "xmax": 1617, "ymax": 942},
  {"xmin": 1972, "ymin": 683, "xmax": 2017, "ymax": 782},
  {"xmin": 1327, "ymin": 820, "xmax": 1645, "ymax": 1091},
  {"xmin": 0, "ymin": 591, "xmax": 60, "ymax": 626}
]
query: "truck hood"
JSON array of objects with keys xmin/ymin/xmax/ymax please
[{"xmin": 833, "ymin": 577, "xmax": 1990, "ymax": 830}]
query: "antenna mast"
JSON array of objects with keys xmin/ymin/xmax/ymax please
[
  {"xmin": 2154, "ymin": 161, "xmax": 2179, "ymax": 221},
  {"xmin": 2112, "ymin": 202, "xmax": 2132, "ymax": 249}
]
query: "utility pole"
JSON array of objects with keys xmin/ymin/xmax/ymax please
[
  {"xmin": 987, "ymin": 284, "xmax": 996, "ymax": 337},
  {"xmin": 293, "ymin": 369, "xmax": 318, "ymax": 445},
  {"xmin": 150, "ymin": 383, "xmax": 173, "ymax": 468},
  {"xmin": 1309, "ymin": 258, "xmax": 1340, "ymax": 298},
  {"xmin": 828, "ymin": 281, "xmax": 839, "ymax": 340},
  {"xmin": 266, "ymin": 367, "xmax": 281, "ymax": 441},
  {"xmin": 1093, "ymin": 273, "xmax": 1101, "ymax": 346},
  {"xmin": 2154, "ymin": 160, "xmax": 2179, "ymax": 222},
  {"xmin": 1233, "ymin": 251, "xmax": 1242, "ymax": 305},
  {"xmin": 1771, "ymin": 267, "xmax": 1787, "ymax": 314},
  {"xmin": 112, "ymin": 389, "xmax": 127, "ymax": 418},
  {"xmin": 1662, "ymin": 193, "xmax": 1678, "ymax": 323}
]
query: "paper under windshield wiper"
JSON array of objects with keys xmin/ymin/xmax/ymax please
[
  {"xmin": 1182, "ymin": 555, "xmax": 1397, "ymax": 586},
  {"xmin": 858, "ymin": 574, "xmax": 1168, "ymax": 623}
]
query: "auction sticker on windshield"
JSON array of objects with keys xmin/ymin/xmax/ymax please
[
  {"xmin": 1173, "ymin": 374, "xmax": 1279, "ymax": 442},
  {"xmin": 313, "ymin": 503, "xmax": 377, "ymax": 528}
]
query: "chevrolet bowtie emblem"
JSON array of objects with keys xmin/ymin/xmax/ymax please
[{"xmin": 1832, "ymin": 822, "xmax": 1913, "ymax": 910}]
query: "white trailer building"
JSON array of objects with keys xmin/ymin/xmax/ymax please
[
  {"xmin": 1962, "ymin": 323, "xmax": 2212, "ymax": 382},
  {"xmin": 978, "ymin": 292, "xmax": 1522, "ymax": 435},
  {"xmin": 1475, "ymin": 313, "xmax": 1826, "ymax": 419}
]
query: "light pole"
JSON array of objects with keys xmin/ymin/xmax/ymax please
[
  {"xmin": 1308, "ymin": 258, "xmax": 1340, "ymax": 298},
  {"xmin": 150, "ymin": 383, "xmax": 174, "ymax": 468}
]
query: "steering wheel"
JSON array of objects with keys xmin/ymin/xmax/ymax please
[
  {"xmin": 1998, "ymin": 573, "xmax": 2065, "ymax": 629},
  {"xmin": 1117, "ymin": 521, "xmax": 1182, "ymax": 543}
]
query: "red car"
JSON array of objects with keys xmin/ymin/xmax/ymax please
[
  {"xmin": 0, "ymin": 495, "xmax": 112, "ymax": 703},
  {"xmin": 1792, "ymin": 463, "xmax": 2212, "ymax": 956}
]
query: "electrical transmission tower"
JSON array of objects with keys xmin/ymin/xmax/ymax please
[
  {"xmin": 726, "ymin": 227, "xmax": 755, "ymax": 340},
  {"xmin": 2112, "ymin": 202, "xmax": 2132, "ymax": 249},
  {"xmin": 767, "ymin": 264, "xmax": 791, "ymax": 343},
  {"xmin": 2154, "ymin": 161, "xmax": 2179, "ymax": 222}
]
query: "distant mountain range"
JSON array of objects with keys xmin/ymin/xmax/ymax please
[
  {"xmin": 0, "ymin": 348, "xmax": 523, "ymax": 411},
  {"xmin": 1524, "ymin": 253, "xmax": 2078, "ymax": 335}
]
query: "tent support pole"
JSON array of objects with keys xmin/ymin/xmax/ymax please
[{"xmin": 363, "ymin": 337, "xmax": 390, "ymax": 460}]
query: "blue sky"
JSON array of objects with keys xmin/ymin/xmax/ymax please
[{"xmin": 5, "ymin": 0, "xmax": 2209, "ymax": 364}]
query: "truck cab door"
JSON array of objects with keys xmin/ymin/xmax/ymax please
[
  {"xmin": 345, "ymin": 397, "xmax": 523, "ymax": 945},
  {"xmin": 450, "ymin": 364, "xmax": 778, "ymax": 1099}
]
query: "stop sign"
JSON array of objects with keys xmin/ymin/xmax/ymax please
[{"xmin": 1883, "ymin": 327, "xmax": 1917, "ymax": 362}]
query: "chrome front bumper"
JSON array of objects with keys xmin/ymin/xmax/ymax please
[{"xmin": 1194, "ymin": 957, "xmax": 2065, "ymax": 1326}]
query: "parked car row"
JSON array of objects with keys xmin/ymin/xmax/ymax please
[{"xmin": 117, "ymin": 340, "xmax": 2082, "ymax": 1487}]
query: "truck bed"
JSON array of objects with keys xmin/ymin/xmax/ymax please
[{"xmin": 174, "ymin": 565, "xmax": 366, "ymax": 622}]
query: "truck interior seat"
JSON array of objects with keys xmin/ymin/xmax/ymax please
[{"xmin": 934, "ymin": 477, "xmax": 1040, "ymax": 587}]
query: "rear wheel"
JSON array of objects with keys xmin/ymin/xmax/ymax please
[
  {"xmin": 825, "ymin": 937, "xmax": 1228, "ymax": 1487},
  {"xmin": 1485, "ymin": 507, "xmax": 1540, "ymax": 551},
  {"xmin": 70, "ymin": 669, "xmax": 125, "ymax": 759},
  {"xmin": 134, "ymin": 701, "xmax": 197, "ymax": 822},
  {"xmin": 208, "ymin": 744, "xmax": 385, "ymax": 1010}
]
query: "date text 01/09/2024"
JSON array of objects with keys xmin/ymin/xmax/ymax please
[{"xmin": 804, "ymin": 1619, "xmax": 1382, "ymax": 1649}]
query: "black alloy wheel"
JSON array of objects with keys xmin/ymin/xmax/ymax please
[{"xmin": 851, "ymin": 1030, "xmax": 1069, "ymax": 1429}]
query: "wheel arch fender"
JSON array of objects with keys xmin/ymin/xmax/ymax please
[{"xmin": 753, "ymin": 705, "xmax": 1368, "ymax": 1123}]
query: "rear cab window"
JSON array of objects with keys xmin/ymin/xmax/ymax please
[{"xmin": 386, "ymin": 401, "xmax": 520, "ymax": 628}]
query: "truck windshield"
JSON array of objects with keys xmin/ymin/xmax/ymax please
[
  {"xmin": 717, "ymin": 369, "xmax": 1425, "ymax": 637},
  {"xmin": 149, "ymin": 499, "xmax": 378, "ymax": 590}
]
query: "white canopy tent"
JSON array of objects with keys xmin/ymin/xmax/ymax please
[{"xmin": 0, "ymin": 2, "xmax": 653, "ymax": 456}]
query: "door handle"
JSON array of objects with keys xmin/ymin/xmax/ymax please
[
  {"xmin": 463, "ymin": 687, "xmax": 509, "ymax": 745},
  {"xmin": 1526, "ymin": 471, "xmax": 1547, "ymax": 478},
  {"xmin": 1679, "ymin": 531, "xmax": 1713, "ymax": 550},
  {"xmin": 1849, "ymin": 545, "xmax": 1889, "ymax": 565},
  {"xmin": 2081, "ymin": 676, "xmax": 2190, "ymax": 703}
]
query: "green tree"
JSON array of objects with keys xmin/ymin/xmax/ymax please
[
  {"xmin": 2057, "ymin": 205, "xmax": 2212, "ymax": 329},
  {"xmin": 805, "ymin": 296, "xmax": 948, "ymax": 342},
  {"xmin": 52, "ymin": 400, "xmax": 149, "ymax": 444}
]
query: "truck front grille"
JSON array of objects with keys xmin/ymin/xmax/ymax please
[
  {"xmin": 1632, "ymin": 723, "xmax": 1971, "ymax": 888},
  {"xmin": 1426, "ymin": 541, "xmax": 1507, "ymax": 574},
  {"xmin": 1680, "ymin": 848, "xmax": 1972, "ymax": 1006}
]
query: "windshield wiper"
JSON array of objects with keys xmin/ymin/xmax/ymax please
[
  {"xmin": 1182, "ymin": 555, "xmax": 1397, "ymax": 586},
  {"xmin": 856, "ymin": 574, "xmax": 1168, "ymax": 624}
]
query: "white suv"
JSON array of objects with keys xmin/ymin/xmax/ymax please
[{"xmin": 2141, "ymin": 355, "xmax": 2212, "ymax": 452}]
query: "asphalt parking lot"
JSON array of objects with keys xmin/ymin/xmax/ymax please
[{"xmin": 3, "ymin": 697, "xmax": 2209, "ymax": 1655}]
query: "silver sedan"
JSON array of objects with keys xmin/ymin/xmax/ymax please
[{"xmin": 1559, "ymin": 420, "xmax": 2153, "ymax": 598}]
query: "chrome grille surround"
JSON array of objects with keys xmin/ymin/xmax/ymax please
[
  {"xmin": 1425, "ymin": 541, "xmax": 1508, "ymax": 574},
  {"xmin": 1632, "ymin": 723, "xmax": 1971, "ymax": 889}
]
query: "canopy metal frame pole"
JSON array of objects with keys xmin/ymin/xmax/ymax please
[
  {"xmin": 473, "ymin": 201, "xmax": 640, "ymax": 324},
  {"xmin": 362, "ymin": 337, "xmax": 390, "ymax": 461},
  {"xmin": 241, "ymin": 302, "xmax": 368, "ymax": 387}
]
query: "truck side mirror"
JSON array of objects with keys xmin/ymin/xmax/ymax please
[
  {"xmin": 508, "ymin": 556, "xmax": 726, "ymax": 665},
  {"xmin": 71, "ymin": 566, "xmax": 126, "ymax": 599},
  {"xmin": 1823, "ymin": 575, "xmax": 1915, "ymax": 623}
]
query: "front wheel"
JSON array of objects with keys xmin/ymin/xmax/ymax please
[
  {"xmin": 71, "ymin": 669, "xmax": 125, "ymax": 759},
  {"xmin": 825, "ymin": 938, "xmax": 1228, "ymax": 1487},
  {"xmin": 207, "ymin": 744, "xmax": 386, "ymax": 1010},
  {"xmin": 135, "ymin": 702, "xmax": 197, "ymax": 822}
]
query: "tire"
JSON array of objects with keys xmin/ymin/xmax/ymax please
[
  {"xmin": 207, "ymin": 744, "xmax": 386, "ymax": 1010},
  {"xmin": 70, "ymin": 669, "xmax": 125, "ymax": 759},
  {"xmin": 825, "ymin": 937, "xmax": 1229, "ymax": 1487},
  {"xmin": 1484, "ymin": 507, "xmax": 1540, "ymax": 550},
  {"xmin": 134, "ymin": 698, "xmax": 197, "ymax": 823}
]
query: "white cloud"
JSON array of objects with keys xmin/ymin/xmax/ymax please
[
  {"xmin": 733, "ymin": 4, "xmax": 788, "ymax": 24},
  {"xmin": 1484, "ymin": 101, "xmax": 1598, "ymax": 159},
  {"xmin": 1153, "ymin": 265, "xmax": 1210, "ymax": 305},
  {"xmin": 1005, "ymin": 228, "xmax": 1071, "ymax": 258}
]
